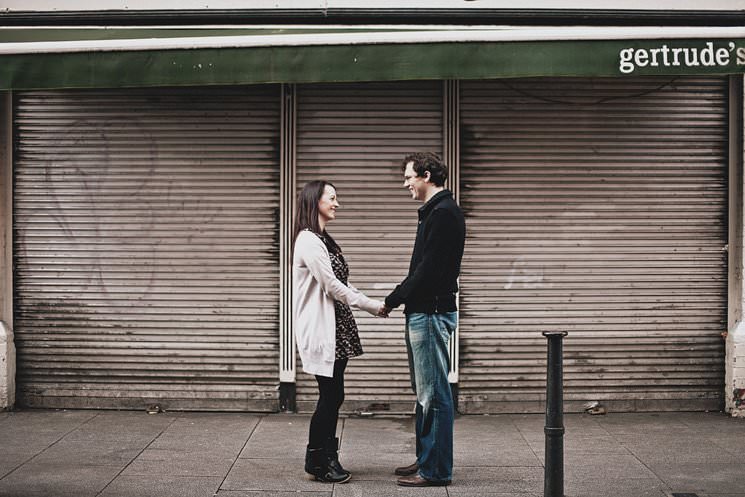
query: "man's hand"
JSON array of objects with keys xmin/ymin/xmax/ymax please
[{"xmin": 377, "ymin": 304, "xmax": 392, "ymax": 317}]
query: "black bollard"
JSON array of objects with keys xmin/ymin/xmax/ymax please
[{"xmin": 543, "ymin": 331, "xmax": 568, "ymax": 497}]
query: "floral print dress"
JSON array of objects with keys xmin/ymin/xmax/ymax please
[{"xmin": 317, "ymin": 233, "xmax": 363, "ymax": 360}]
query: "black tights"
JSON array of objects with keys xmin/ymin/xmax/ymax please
[{"xmin": 308, "ymin": 359, "xmax": 348, "ymax": 448}]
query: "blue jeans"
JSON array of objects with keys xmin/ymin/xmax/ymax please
[{"xmin": 405, "ymin": 311, "xmax": 457, "ymax": 483}]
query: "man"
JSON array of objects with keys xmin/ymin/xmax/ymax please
[{"xmin": 383, "ymin": 152, "xmax": 466, "ymax": 487}]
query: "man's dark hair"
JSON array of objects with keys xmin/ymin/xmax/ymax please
[{"xmin": 402, "ymin": 152, "xmax": 448, "ymax": 187}]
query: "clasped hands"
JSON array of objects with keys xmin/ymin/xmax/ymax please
[{"xmin": 377, "ymin": 304, "xmax": 392, "ymax": 318}]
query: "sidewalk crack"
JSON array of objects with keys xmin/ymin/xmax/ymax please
[
  {"xmin": 0, "ymin": 409, "xmax": 99, "ymax": 481},
  {"xmin": 93, "ymin": 414, "xmax": 179, "ymax": 497}
]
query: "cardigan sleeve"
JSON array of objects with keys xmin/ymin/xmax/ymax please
[{"xmin": 295, "ymin": 231, "xmax": 382, "ymax": 316}]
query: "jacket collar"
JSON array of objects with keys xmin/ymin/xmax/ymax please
[{"xmin": 418, "ymin": 189, "xmax": 452, "ymax": 219}]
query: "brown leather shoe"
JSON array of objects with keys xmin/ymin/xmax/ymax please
[
  {"xmin": 397, "ymin": 474, "xmax": 451, "ymax": 487},
  {"xmin": 394, "ymin": 462, "xmax": 419, "ymax": 476}
]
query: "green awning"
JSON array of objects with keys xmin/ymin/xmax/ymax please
[{"xmin": 2, "ymin": 26, "xmax": 745, "ymax": 89}]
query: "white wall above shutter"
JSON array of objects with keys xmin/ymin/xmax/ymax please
[{"xmin": 13, "ymin": 86, "xmax": 281, "ymax": 410}]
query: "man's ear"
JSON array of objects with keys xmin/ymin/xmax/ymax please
[{"xmin": 423, "ymin": 171, "xmax": 431, "ymax": 183}]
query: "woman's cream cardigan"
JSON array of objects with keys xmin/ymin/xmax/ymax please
[{"xmin": 292, "ymin": 230, "xmax": 383, "ymax": 378}]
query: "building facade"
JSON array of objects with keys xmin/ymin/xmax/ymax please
[{"xmin": 1, "ymin": 1, "xmax": 745, "ymax": 416}]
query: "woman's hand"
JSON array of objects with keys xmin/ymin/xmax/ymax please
[{"xmin": 377, "ymin": 305, "xmax": 391, "ymax": 318}]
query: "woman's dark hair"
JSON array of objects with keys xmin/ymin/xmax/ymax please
[
  {"xmin": 402, "ymin": 152, "xmax": 448, "ymax": 187},
  {"xmin": 292, "ymin": 180, "xmax": 342, "ymax": 254}
]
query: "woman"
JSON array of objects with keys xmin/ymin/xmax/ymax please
[{"xmin": 292, "ymin": 180, "xmax": 386, "ymax": 484}]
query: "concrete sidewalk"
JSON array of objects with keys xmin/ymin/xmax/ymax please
[{"xmin": 0, "ymin": 409, "xmax": 743, "ymax": 497}]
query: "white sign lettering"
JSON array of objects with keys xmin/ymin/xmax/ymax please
[{"xmin": 618, "ymin": 41, "xmax": 743, "ymax": 74}]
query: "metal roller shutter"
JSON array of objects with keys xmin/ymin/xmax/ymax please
[
  {"xmin": 13, "ymin": 86, "xmax": 281, "ymax": 411},
  {"xmin": 294, "ymin": 81, "xmax": 443, "ymax": 414},
  {"xmin": 459, "ymin": 76, "xmax": 728, "ymax": 413}
]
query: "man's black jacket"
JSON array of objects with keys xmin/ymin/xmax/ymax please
[{"xmin": 385, "ymin": 189, "xmax": 466, "ymax": 314}]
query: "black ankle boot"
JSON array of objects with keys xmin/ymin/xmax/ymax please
[
  {"xmin": 323, "ymin": 437, "xmax": 350, "ymax": 476},
  {"xmin": 306, "ymin": 446, "xmax": 351, "ymax": 483},
  {"xmin": 305, "ymin": 445, "xmax": 322, "ymax": 476}
]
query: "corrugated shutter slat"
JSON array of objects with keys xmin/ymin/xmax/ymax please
[
  {"xmin": 458, "ymin": 77, "xmax": 727, "ymax": 413},
  {"xmin": 13, "ymin": 86, "xmax": 281, "ymax": 411},
  {"xmin": 294, "ymin": 81, "xmax": 443, "ymax": 414}
]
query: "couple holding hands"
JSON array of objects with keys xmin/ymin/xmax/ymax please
[{"xmin": 292, "ymin": 152, "xmax": 466, "ymax": 487}]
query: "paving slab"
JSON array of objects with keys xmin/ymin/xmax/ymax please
[
  {"xmin": 675, "ymin": 412, "xmax": 745, "ymax": 431},
  {"xmin": 340, "ymin": 441, "xmax": 414, "ymax": 459},
  {"xmin": 333, "ymin": 459, "xmax": 404, "ymax": 482},
  {"xmin": 447, "ymin": 466, "xmax": 544, "ymax": 495},
  {"xmin": 564, "ymin": 476, "xmax": 670, "ymax": 497},
  {"xmin": 98, "ymin": 475, "xmax": 223, "ymax": 497},
  {"xmin": 0, "ymin": 462, "xmax": 121, "ymax": 497},
  {"xmin": 621, "ymin": 439, "xmax": 736, "ymax": 465},
  {"xmin": 147, "ymin": 435, "xmax": 244, "ymax": 454},
  {"xmin": 217, "ymin": 492, "xmax": 331, "ymax": 497},
  {"xmin": 454, "ymin": 442, "xmax": 542, "ymax": 468},
  {"xmin": 158, "ymin": 413, "xmax": 260, "ymax": 441},
  {"xmin": 0, "ymin": 409, "xmax": 742, "ymax": 497},
  {"xmin": 222, "ymin": 458, "xmax": 326, "ymax": 492},
  {"xmin": 148, "ymin": 414, "xmax": 257, "ymax": 454},
  {"xmin": 564, "ymin": 453, "xmax": 660, "ymax": 480},
  {"xmin": 122, "ymin": 448, "xmax": 236, "ymax": 477},
  {"xmin": 0, "ymin": 409, "xmax": 96, "ymax": 440},
  {"xmin": 648, "ymin": 462, "xmax": 745, "ymax": 495},
  {"xmin": 238, "ymin": 414, "xmax": 307, "ymax": 459},
  {"xmin": 695, "ymin": 436, "xmax": 745, "ymax": 459},
  {"xmin": 0, "ymin": 449, "xmax": 46, "ymax": 480},
  {"xmin": 335, "ymin": 418, "xmax": 416, "ymax": 476},
  {"xmin": 30, "ymin": 438, "xmax": 145, "ymax": 467},
  {"xmin": 341, "ymin": 417, "xmax": 414, "ymax": 445},
  {"xmin": 692, "ymin": 494, "xmax": 745, "ymax": 497},
  {"xmin": 340, "ymin": 417, "xmax": 415, "ymax": 454},
  {"xmin": 332, "ymin": 479, "xmax": 449, "ymax": 497},
  {"xmin": 593, "ymin": 413, "xmax": 690, "ymax": 436},
  {"xmin": 65, "ymin": 411, "xmax": 175, "ymax": 444},
  {"xmin": 456, "ymin": 417, "xmax": 534, "ymax": 449},
  {"xmin": 457, "ymin": 414, "xmax": 527, "ymax": 434},
  {"xmin": 508, "ymin": 414, "xmax": 546, "ymax": 436}
]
